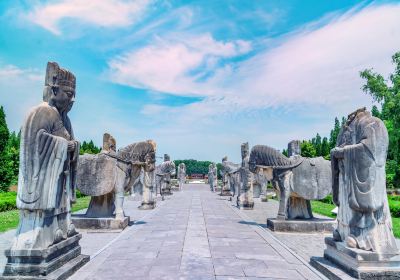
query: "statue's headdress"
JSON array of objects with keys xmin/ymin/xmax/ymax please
[
  {"xmin": 241, "ymin": 142, "xmax": 249, "ymax": 153},
  {"xmin": 103, "ymin": 133, "xmax": 116, "ymax": 152},
  {"xmin": 43, "ymin": 62, "xmax": 76, "ymax": 101}
]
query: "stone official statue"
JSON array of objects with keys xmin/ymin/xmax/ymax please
[
  {"xmin": 13, "ymin": 62, "xmax": 79, "ymax": 250},
  {"xmin": 3, "ymin": 62, "xmax": 88, "ymax": 279},
  {"xmin": 237, "ymin": 142, "xmax": 254, "ymax": 209},
  {"xmin": 208, "ymin": 163, "xmax": 217, "ymax": 192},
  {"xmin": 331, "ymin": 107, "xmax": 397, "ymax": 253}
]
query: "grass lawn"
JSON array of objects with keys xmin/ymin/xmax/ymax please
[{"xmin": 0, "ymin": 196, "xmax": 91, "ymax": 233}]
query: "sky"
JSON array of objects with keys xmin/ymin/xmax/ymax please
[{"xmin": 0, "ymin": 0, "xmax": 400, "ymax": 163}]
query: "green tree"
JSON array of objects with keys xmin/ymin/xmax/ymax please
[
  {"xmin": 300, "ymin": 141, "xmax": 316, "ymax": 158},
  {"xmin": 0, "ymin": 107, "xmax": 12, "ymax": 191},
  {"xmin": 360, "ymin": 51, "xmax": 400, "ymax": 187},
  {"xmin": 80, "ymin": 140, "xmax": 101, "ymax": 155},
  {"xmin": 329, "ymin": 117, "xmax": 341, "ymax": 149}
]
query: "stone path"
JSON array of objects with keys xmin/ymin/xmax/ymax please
[{"xmin": 70, "ymin": 184, "xmax": 326, "ymax": 280}]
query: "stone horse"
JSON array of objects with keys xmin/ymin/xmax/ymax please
[
  {"xmin": 155, "ymin": 161, "xmax": 176, "ymax": 196},
  {"xmin": 77, "ymin": 140, "xmax": 156, "ymax": 219},
  {"xmin": 249, "ymin": 145, "xmax": 331, "ymax": 219},
  {"xmin": 220, "ymin": 159, "xmax": 240, "ymax": 196}
]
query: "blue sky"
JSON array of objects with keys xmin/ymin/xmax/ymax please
[{"xmin": 1, "ymin": 0, "xmax": 400, "ymax": 162}]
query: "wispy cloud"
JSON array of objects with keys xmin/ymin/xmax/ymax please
[
  {"xmin": 108, "ymin": 33, "xmax": 251, "ymax": 96},
  {"xmin": 109, "ymin": 3, "xmax": 400, "ymax": 116},
  {"xmin": 24, "ymin": 0, "xmax": 152, "ymax": 35}
]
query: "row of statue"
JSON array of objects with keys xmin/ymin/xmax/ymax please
[
  {"xmin": 3, "ymin": 61, "xmax": 398, "ymax": 279},
  {"xmin": 210, "ymin": 108, "xmax": 399, "ymax": 278}
]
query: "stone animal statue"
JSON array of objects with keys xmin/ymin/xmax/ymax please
[
  {"xmin": 249, "ymin": 145, "xmax": 331, "ymax": 219},
  {"xmin": 155, "ymin": 161, "xmax": 176, "ymax": 196},
  {"xmin": 77, "ymin": 136, "xmax": 156, "ymax": 219},
  {"xmin": 177, "ymin": 163, "xmax": 186, "ymax": 190},
  {"xmin": 220, "ymin": 156, "xmax": 240, "ymax": 196}
]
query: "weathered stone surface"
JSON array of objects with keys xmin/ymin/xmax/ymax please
[
  {"xmin": 267, "ymin": 218, "xmax": 335, "ymax": 233},
  {"xmin": 311, "ymin": 237, "xmax": 400, "ymax": 279},
  {"xmin": 178, "ymin": 163, "xmax": 186, "ymax": 190},
  {"xmin": 249, "ymin": 143, "xmax": 331, "ymax": 220},
  {"xmin": 3, "ymin": 62, "xmax": 86, "ymax": 279},
  {"xmin": 237, "ymin": 142, "xmax": 254, "ymax": 209},
  {"xmin": 313, "ymin": 108, "xmax": 400, "ymax": 279},
  {"xmin": 220, "ymin": 156, "xmax": 240, "ymax": 196},
  {"xmin": 76, "ymin": 137, "xmax": 156, "ymax": 221},
  {"xmin": 330, "ymin": 108, "xmax": 397, "ymax": 254},
  {"xmin": 155, "ymin": 160, "xmax": 176, "ymax": 196},
  {"xmin": 208, "ymin": 163, "xmax": 217, "ymax": 192},
  {"xmin": 71, "ymin": 215, "xmax": 129, "ymax": 230}
]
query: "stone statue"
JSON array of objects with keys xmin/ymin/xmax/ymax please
[
  {"xmin": 249, "ymin": 144, "xmax": 331, "ymax": 220},
  {"xmin": 155, "ymin": 160, "xmax": 176, "ymax": 196},
  {"xmin": 208, "ymin": 163, "xmax": 217, "ymax": 192},
  {"xmin": 220, "ymin": 156, "xmax": 240, "ymax": 196},
  {"xmin": 311, "ymin": 108, "xmax": 400, "ymax": 279},
  {"xmin": 3, "ymin": 62, "xmax": 89, "ymax": 277},
  {"xmin": 237, "ymin": 142, "xmax": 254, "ymax": 209},
  {"xmin": 331, "ymin": 108, "xmax": 397, "ymax": 253},
  {"xmin": 288, "ymin": 140, "xmax": 301, "ymax": 157},
  {"xmin": 75, "ymin": 136, "xmax": 156, "ymax": 227},
  {"xmin": 177, "ymin": 162, "xmax": 186, "ymax": 190}
]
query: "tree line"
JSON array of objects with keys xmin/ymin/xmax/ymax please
[{"xmin": 174, "ymin": 159, "xmax": 222, "ymax": 179}]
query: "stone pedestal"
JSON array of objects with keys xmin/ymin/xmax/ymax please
[
  {"xmin": 311, "ymin": 237, "xmax": 400, "ymax": 279},
  {"xmin": 220, "ymin": 189, "xmax": 231, "ymax": 196},
  {"xmin": 139, "ymin": 201, "xmax": 156, "ymax": 210},
  {"xmin": 72, "ymin": 215, "xmax": 129, "ymax": 230},
  {"xmin": 267, "ymin": 218, "xmax": 335, "ymax": 232},
  {"xmin": 1, "ymin": 234, "xmax": 89, "ymax": 280},
  {"xmin": 237, "ymin": 200, "xmax": 254, "ymax": 210}
]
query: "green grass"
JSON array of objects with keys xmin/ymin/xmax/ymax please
[{"xmin": 0, "ymin": 196, "xmax": 91, "ymax": 233}]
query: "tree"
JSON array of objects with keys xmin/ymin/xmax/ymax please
[
  {"xmin": 80, "ymin": 140, "xmax": 101, "ymax": 155},
  {"xmin": 329, "ymin": 117, "xmax": 341, "ymax": 149},
  {"xmin": 300, "ymin": 141, "xmax": 316, "ymax": 158},
  {"xmin": 360, "ymin": 51, "xmax": 400, "ymax": 187},
  {"xmin": 0, "ymin": 106, "xmax": 9, "ymax": 155},
  {"xmin": 0, "ymin": 107, "xmax": 12, "ymax": 191}
]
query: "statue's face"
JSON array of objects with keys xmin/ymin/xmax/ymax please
[
  {"xmin": 241, "ymin": 148, "xmax": 248, "ymax": 159},
  {"xmin": 51, "ymin": 86, "xmax": 75, "ymax": 113}
]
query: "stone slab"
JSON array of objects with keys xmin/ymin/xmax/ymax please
[
  {"xmin": 71, "ymin": 215, "xmax": 129, "ymax": 230},
  {"xmin": 311, "ymin": 237, "xmax": 400, "ymax": 279},
  {"xmin": 267, "ymin": 218, "xmax": 335, "ymax": 233},
  {"xmin": 0, "ymin": 254, "xmax": 89, "ymax": 280}
]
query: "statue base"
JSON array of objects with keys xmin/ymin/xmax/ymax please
[
  {"xmin": 71, "ymin": 215, "xmax": 129, "ymax": 230},
  {"xmin": 267, "ymin": 218, "xmax": 335, "ymax": 232},
  {"xmin": 1, "ymin": 234, "xmax": 89, "ymax": 279},
  {"xmin": 310, "ymin": 237, "xmax": 400, "ymax": 279},
  {"xmin": 161, "ymin": 189, "xmax": 173, "ymax": 196},
  {"xmin": 220, "ymin": 189, "xmax": 231, "ymax": 196},
  {"xmin": 237, "ymin": 202, "xmax": 254, "ymax": 210},
  {"xmin": 138, "ymin": 201, "xmax": 156, "ymax": 210}
]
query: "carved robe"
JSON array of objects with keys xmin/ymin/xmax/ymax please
[
  {"xmin": 332, "ymin": 112, "xmax": 397, "ymax": 253},
  {"xmin": 13, "ymin": 102, "xmax": 78, "ymax": 249}
]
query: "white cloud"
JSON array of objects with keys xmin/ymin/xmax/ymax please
[
  {"xmin": 25, "ymin": 0, "xmax": 152, "ymax": 35},
  {"xmin": 109, "ymin": 3, "xmax": 400, "ymax": 117},
  {"xmin": 108, "ymin": 33, "xmax": 251, "ymax": 96}
]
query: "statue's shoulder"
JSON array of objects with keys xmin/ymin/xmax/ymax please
[{"xmin": 23, "ymin": 102, "xmax": 59, "ymax": 127}]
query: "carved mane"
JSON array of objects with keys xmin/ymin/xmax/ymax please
[
  {"xmin": 250, "ymin": 145, "xmax": 297, "ymax": 168},
  {"xmin": 117, "ymin": 141, "xmax": 155, "ymax": 163}
]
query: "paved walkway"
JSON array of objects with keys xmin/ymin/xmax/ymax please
[{"xmin": 71, "ymin": 184, "xmax": 326, "ymax": 280}]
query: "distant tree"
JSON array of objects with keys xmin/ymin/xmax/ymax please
[
  {"xmin": 80, "ymin": 140, "xmax": 101, "ymax": 155},
  {"xmin": 174, "ymin": 159, "xmax": 213, "ymax": 177},
  {"xmin": 0, "ymin": 106, "xmax": 9, "ymax": 155},
  {"xmin": 0, "ymin": 107, "xmax": 12, "ymax": 191},
  {"xmin": 282, "ymin": 149, "xmax": 288, "ymax": 157}
]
